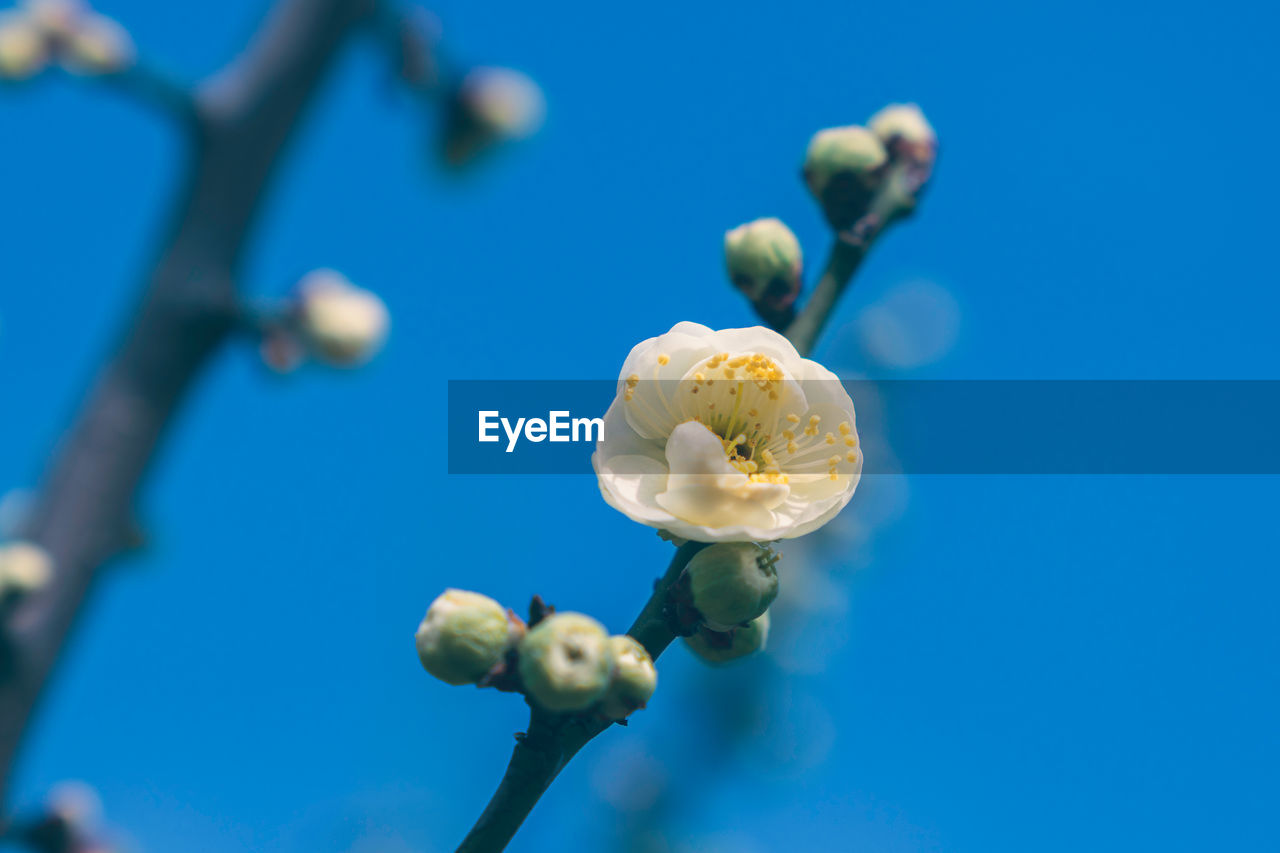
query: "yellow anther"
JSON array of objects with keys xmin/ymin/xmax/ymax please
[
  {"xmin": 844, "ymin": 436, "xmax": 856, "ymax": 447},
  {"xmin": 694, "ymin": 372, "xmax": 705, "ymax": 382},
  {"xmin": 846, "ymin": 452, "xmax": 858, "ymax": 463},
  {"xmin": 828, "ymin": 455, "xmax": 841, "ymax": 466},
  {"xmin": 657, "ymin": 353, "xmax": 670, "ymax": 365},
  {"xmin": 838, "ymin": 421, "xmax": 851, "ymax": 435},
  {"xmin": 825, "ymin": 433, "xmax": 836, "ymax": 445},
  {"xmin": 786, "ymin": 414, "xmax": 801, "ymax": 424},
  {"xmin": 787, "ymin": 441, "xmax": 798, "ymax": 454},
  {"xmin": 782, "ymin": 429, "xmax": 795, "ymax": 441}
]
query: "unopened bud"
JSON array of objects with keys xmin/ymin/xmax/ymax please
[
  {"xmin": 0, "ymin": 13, "xmax": 45, "ymax": 78},
  {"xmin": 724, "ymin": 218, "xmax": 802, "ymax": 321},
  {"xmin": 683, "ymin": 611, "xmax": 770, "ymax": 665},
  {"xmin": 0, "ymin": 541, "xmax": 52, "ymax": 597},
  {"xmin": 803, "ymin": 125, "xmax": 887, "ymax": 231},
  {"xmin": 294, "ymin": 269, "xmax": 390, "ymax": 367},
  {"xmin": 518, "ymin": 612, "xmax": 613, "ymax": 712},
  {"xmin": 60, "ymin": 11, "xmax": 133, "ymax": 75},
  {"xmin": 685, "ymin": 542, "xmax": 778, "ymax": 631},
  {"xmin": 24, "ymin": 0, "xmax": 81, "ymax": 36},
  {"xmin": 599, "ymin": 635, "xmax": 656, "ymax": 720},
  {"xmin": 868, "ymin": 103, "xmax": 936, "ymax": 149},
  {"xmin": 441, "ymin": 66, "xmax": 544, "ymax": 167},
  {"xmin": 415, "ymin": 589, "xmax": 513, "ymax": 685}
]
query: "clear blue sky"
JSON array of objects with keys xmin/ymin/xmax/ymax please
[{"xmin": 1, "ymin": 0, "xmax": 1278, "ymax": 850}]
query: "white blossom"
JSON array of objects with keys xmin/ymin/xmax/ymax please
[{"xmin": 593, "ymin": 322, "xmax": 861, "ymax": 542}]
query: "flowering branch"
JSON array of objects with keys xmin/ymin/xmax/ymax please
[{"xmin": 446, "ymin": 104, "xmax": 938, "ymax": 853}]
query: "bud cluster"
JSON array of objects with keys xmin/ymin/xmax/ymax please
[
  {"xmin": 804, "ymin": 103, "xmax": 937, "ymax": 235},
  {"xmin": 679, "ymin": 542, "xmax": 779, "ymax": 665},
  {"xmin": 725, "ymin": 103, "xmax": 937, "ymax": 319},
  {"xmin": 0, "ymin": 0, "xmax": 134, "ymax": 80},
  {"xmin": 415, "ymin": 590, "xmax": 656, "ymax": 720}
]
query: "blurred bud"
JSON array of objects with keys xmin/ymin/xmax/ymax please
[
  {"xmin": 23, "ymin": 0, "xmax": 81, "ymax": 37},
  {"xmin": 684, "ymin": 611, "xmax": 770, "ymax": 665},
  {"xmin": 724, "ymin": 218, "xmax": 802, "ymax": 323},
  {"xmin": 441, "ymin": 66, "xmax": 544, "ymax": 167},
  {"xmin": 518, "ymin": 612, "xmax": 613, "ymax": 712},
  {"xmin": 684, "ymin": 542, "xmax": 779, "ymax": 631},
  {"xmin": 294, "ymin": 269, "xmax": 390, "ymax": 367},
  {"xmin": 47, "ymin": 779, "xmax": 103, "ymax": 828},
  {"xmin": 415, "ymin": 589, "xmax": 513, "ymax": 685},
  {"xmin": 0, "ymin": 540, "xmax": 52, "ymax": 597},
  {"xmin": 868, "ymin": 103, "xmax": 936, "ymax": 149},
  {"xmin": 803, "ymin": 125, "xmax": 887, "ymax": 231},
  {"xmin": 599, "ymin": 635, "xmax": 656, "ymax": 720},
  {"xmin": 60, "ymin": 10, "xmax": 133, "ymax": 75},
  {"xmin": 0, "ymin": 12, "xmax": 46, "ymax": 78}
]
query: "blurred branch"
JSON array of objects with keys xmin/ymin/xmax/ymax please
[
  {"xmin": 0, "ymin": 0, "xmax": 380, "ymax": 807},
  {"xmin": 100, "ymin": 62, "xmax": 197, "ymax": 121}
]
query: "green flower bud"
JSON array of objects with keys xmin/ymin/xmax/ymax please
[
  {"xmin": 518, "ymin": 612, "xmax": 614, "ymax": 712},
  {"xmin": 868, "ymin": 103, "xmax": 936, "ymax": 148},
  {"xmin": 599, "ymin": 635, "xmax": 657, "ymax": 720},
  {"xmin": 724, "ymin": 218, "xmax": 802, "ymax": 319},
  {"xmin": 684, "ymin": 611, "xmax": 770, "ymax": 665},
  {"xmin": 415, "ymin": 589, "xmax": 512, "ymax": 685},
  {"xmin": 685, "ymin": 542, "xmax": 779, "ymax": 631},
  {"xmin": 803, "ymin": 125, "xmax": 887, "ymax": 231}
]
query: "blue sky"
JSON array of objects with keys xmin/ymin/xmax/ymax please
[{"xmin": 1, "ymin": 0, "xmax": 1278, "ymax": 850}]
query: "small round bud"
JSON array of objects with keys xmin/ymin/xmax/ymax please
[
  {"xmin": 0, "ymin": 13, "xmax": 46, "ymax": 79},
  {"xmin": 684, "ymin": 611, "xmax": 770, "ymax": 665},
  {"xmin": 518, "ymin": 612, "xmax": 613, "ymax": 712},
  {"xmin": 803, "ymin": 125, "xmax": 887, "ymax": 231},
  {"xmin": 60, "ymin": 12, "xmax": 133, "ymax": 75},
  {"xmin": 724, "ymin": 218, "xmax": 802, "ymax": 317},
  {"xmin": 463, "ymin": 67, "xmax": 545, "ymax": 139},
  {"xmin": 867, "ymin": 103, "xmax": 936, "ymax": 148},
  {"xmin": 599, "ymin": 635, "xmax": 657, "ymax": 720},
  {"xmin": 294, "ymin": 269, "xmax": 390, "ymax": 367},
  {"xmin": 685, "ymin": 542, "xmax": 779, "ymax": 631},
  {"xmin": 0, "ymin": 541, "xmax": 52, "ymax": 596},
  {"xmin": 441, "ymin": 67, "xmax": 545, "ymax": 167},
  {"xmin": 415, "ymin": 589, "xmax": 512, "ymax": 685}
]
